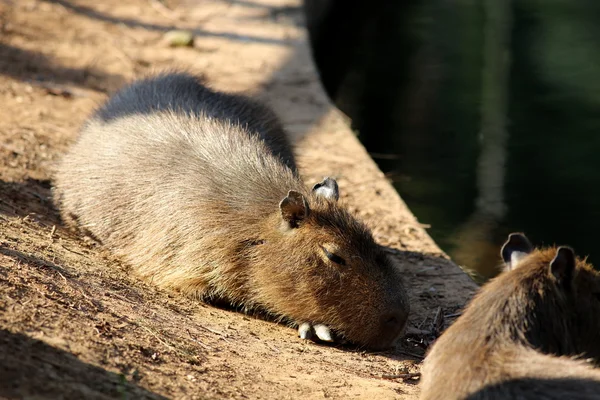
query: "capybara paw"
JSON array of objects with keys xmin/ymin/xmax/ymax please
[{"xmin": 297, "ymin": 322, "xmax": 334, "ymax": 342}]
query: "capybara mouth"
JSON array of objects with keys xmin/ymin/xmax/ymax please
[
  {"xmin": 363, "ymin": 332, "xmax": 404, "ymax": 351},
  {"xmin": 352, "ymin": 311, "xmax": 409, "ymax": 350}
]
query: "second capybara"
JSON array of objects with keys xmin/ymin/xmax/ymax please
[
  {"xmin": 420, "ymin": 233, "xmax": 600, "ymax": 399},
  {"xmin": 53, "ymin": 72, "xmax": 410, "ymax": 349}
]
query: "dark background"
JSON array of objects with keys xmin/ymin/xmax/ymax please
[{"xmin": 303, "ymin": 0, "xmax": 600, "ymax": 281}]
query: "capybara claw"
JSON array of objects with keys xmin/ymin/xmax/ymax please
[{"xmin": 297, "ymin": 322, "xmax": 333, "ymax": 343}]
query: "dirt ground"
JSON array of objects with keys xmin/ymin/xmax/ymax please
[{"xmin": 0, "ymin": 1, "xmax": 478, "ymax": 399}]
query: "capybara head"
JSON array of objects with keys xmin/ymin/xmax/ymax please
[
  {"xmin": 252, "ymin": 178, "xmax": 409, "ymax": 349},
  {"xmin": 500, "ymin": 233, "xmax": 600, "ymax": 361}
]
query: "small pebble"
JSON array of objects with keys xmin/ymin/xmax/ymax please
[{"xmin": 163, "ymin": 30, "xmax": 194, "ymax": 47}]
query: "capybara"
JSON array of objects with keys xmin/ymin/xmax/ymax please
[
  {"xmin": 53, "ymin": 72, "xmax": 410, "ymax": 349},
  {"xmin": 420, "ymin": 233, "xmax": 600, "ymax": 399}
]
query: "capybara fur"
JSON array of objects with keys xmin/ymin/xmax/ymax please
[
  {"xmin": 53, "ymin": 72, "xmax": 409, "ymax": 349},
  {"xmin": 420, "ymin": 233, "xmax": 600, "ymax": 399}
]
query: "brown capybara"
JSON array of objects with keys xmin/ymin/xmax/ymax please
[
  {"xmin": 53, "ymin": 72, "xmax": 410, "ymax": 349},
  {"xmin": 420, "ymin": 233, "xmax": 600, "ymax": 399}
]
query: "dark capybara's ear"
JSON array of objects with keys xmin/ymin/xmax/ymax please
[
  {"xmin": 279, "ymin": 190, "xmax": 309, "ymax": 229},
  {"xmin": 501, "ymin": 232, "xmax": 533, "ymax": 270},
  {"xmin": 312, "ymin": 177, "xmax": 339, "ymax": 201},
  {"xmin": 550, "ymin": 246, "xmax": 576, "ymax": 287}
]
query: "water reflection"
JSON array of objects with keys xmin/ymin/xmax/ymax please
[{"xmin": 304, "ymin": 0, "xmax": 600, "ymax": 281}]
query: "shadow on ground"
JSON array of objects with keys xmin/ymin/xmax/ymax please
[
  {"xmin": 47, "ymin": 0, "xmax": 296, "ymax": 45},
  {"xmin": 0, "ymin": 43, "xmax": 125, "ymax": 93},
  {"xmin": 0, "ymin": 329, "xmax": 166, "ymax": 399},
  {"xmin": 0, "ymin": 179, "xmax": 59, "ymax": 225}
]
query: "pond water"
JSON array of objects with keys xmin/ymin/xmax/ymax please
[{"xmin": 304, "ymin": 0, "xmax": 600, "ymax": 281}]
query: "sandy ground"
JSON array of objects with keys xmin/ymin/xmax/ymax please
[{"xmin": 0, "ymin": 0, "xmax": 478, "ymax": 398}]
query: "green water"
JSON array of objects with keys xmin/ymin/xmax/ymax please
[{"xmin": 305, "ymin": 0, "xmax": 600, "ymax": 281}]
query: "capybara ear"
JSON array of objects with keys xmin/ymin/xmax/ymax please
[
  {"xmin": 279, "ymin": 190, "xmax": 309, "ymax": 229},
  {"xmin": 501, "ymin": 232, "xmax": 533, "ymax": 270},
  {"xmin": 312, "ymin": 177, "xmax": 339, "ymax": 201},
  {"xmin": 550, "ymin": 246, "xmax": 576, "ymax": 287}
]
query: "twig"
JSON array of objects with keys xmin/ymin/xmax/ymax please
[
  {"xmin": 381, "ymin": 372, "xmax": 421, "ymax": 380},
  {"xmin": 397, "ymin": 350, "xmax": 425, "ymax": 360},
  {"xmin": 54, "ymin": 268, "xmax": 68, "ymax": 282},
  {"xmin": 264, "ymin": 341, "xmax": 281, "ymax": 353},
  {"xmin": 141, "ymin": 325, "xmax": 181, "ymax": 355},
  {"xmin": 197, "ymin": 324, "xmax": 226, "ymax": 337},
  {"xmin": 48, "ymin": 225, "xmax": 56, "ymax": 239},
  {"xmin": 430, "ymin": 307, "xmax": 443, "ymax": 336},
  {"xmin": 60, "ymin": 244, "xmax": 87, "ymax": 256},
  {"xmin": 108, "ymin": 291, "xmax": 136, "ymax": 304},
  {"xmin": 186, "ymin": 328, "xmax": 214, "ymax": 351},
  {"xmin": 404, "ymin": 327, "xmax": 432, "ymax": 336},
  {"xmin": 416, "ymin": 315, "xmax": 429, "ymax": 330}
]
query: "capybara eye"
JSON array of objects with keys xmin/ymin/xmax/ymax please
[{"xmin": 320, "ymin": 246, "xmax": 346, "ymax": 266}]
